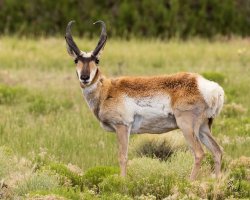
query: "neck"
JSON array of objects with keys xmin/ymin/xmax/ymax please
[{"xmin": 81, "ymin": 69, "xmax": 104, "ymax": 119}]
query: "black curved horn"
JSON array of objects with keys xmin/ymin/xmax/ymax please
[
  {"xmin": 92, "ymin": 20, "xmax": 107, "ymax": 57},
  {"xmin": 65, "ymin": 21, "xmax": 81, "ymax": 57}
]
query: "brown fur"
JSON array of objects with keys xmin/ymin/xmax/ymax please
[{"xmin": 102, "ymin": 72, "xmax": 205, "ymax": 110}]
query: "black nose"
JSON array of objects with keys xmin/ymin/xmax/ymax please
[{"xmin": 80, "ymin": 74, "xmax": 90, "ymax": 81}]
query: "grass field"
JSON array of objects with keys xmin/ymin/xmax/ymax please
[{"xmin": 0, "ymin": 37, "xmax": 250, "ymax": 199}]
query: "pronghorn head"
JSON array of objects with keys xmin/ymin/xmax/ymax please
[{"xmin": 65, "ymin": 20, "xmax": 107, "ymax": 86}]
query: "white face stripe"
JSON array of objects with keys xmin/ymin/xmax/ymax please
[
  {"xmin": 87, "ymin": 67, "xmax": 98, "ymax": 85},
  {"xmin": 80, "ymin": 51, "xmax": 92, "ymax": 57},
  {"xmin": 76, "ymin": 68, "xmax": 81, "ymax": 81}
]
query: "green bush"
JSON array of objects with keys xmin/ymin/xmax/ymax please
[
  {"xmin": 99, "ymin": 175, "xmax": 127, "ymax": 195},
  {"xmin": 0, "ymin": 0, "xmax": 249, "ymax": 38},
  {"xmin": 28, "ymin": 187, "xmax": 82, "ymax": 200},
  {"xmin": 165, "ymin": 151, "xmax": 193, "ymax": 180},
  {"xmin": 26, "ymin": 194, "xmax": 67, "ymax": 200},
  {"xmin": 226, "ymin": 167, "xmax": 250, "ymax": 198},
  {"xmin": 46, "ymin": 162, "xmax": 83, "ymax": 189},
  {"xmin": 100, "ymin": 156, "xmax": 191, "ymax": 199},
  {"xmin": 100, "ymin": 193, "xmax": 133, "ymax": 200},
  {"xmin": 224, "ymin": 157, "xmax": 250, "ymax": 198},
  {"xmin": 230, "ymin": 167, "xmax": 246, "ymax": 180},
  {"xmin": 83, "ymin": 166, "xmax": 119, "ymax": 189},
  {"xmin": 81, "ymin": 190, "xmax": 99, "ymax": 200}
]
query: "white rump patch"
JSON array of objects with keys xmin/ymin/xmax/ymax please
[{"xmin": 197, "ymin": 76, "xmax": 224, "ymax": 118}]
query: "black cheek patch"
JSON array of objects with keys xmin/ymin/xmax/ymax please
[{"xmin": 74, "ymin": 59, "xmax": 78, "ymax": 64}]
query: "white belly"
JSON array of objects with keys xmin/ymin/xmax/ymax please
[{"xmin": 124, "ymin": 96, "xmax": 177, "ymax": 134}]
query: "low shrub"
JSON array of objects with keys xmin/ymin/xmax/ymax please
[
  {"xmin": 188, "ymin": 179, "xmax": 225, "ymax": 200},
  {"xmin": 28, "ymin": 187, "xmax": 82, "ymax": 200},
  {"xmin": 100, "ymin": 155, "xmax": 191, "ymax": 199},
  {"xmin": 15, "ymin": 172, "xmax": 59, "ymax": 196},
  {"xmin": 100, "ymin": 193, "xmax": 133, "ymax": 200},
  {"xmin": 230, "ymin": 167, "xmax": 247, "ymax": 180},
  {"xmin": 81, "ymin": 189, "xmax": 99, "ymax": 200},
  {"xmin": 226, "ymin": 167, "xmax": 250, "ymax": 198},
  {"xmin": 165, "ymin": 151, "xmax": 193, "ymax": 180},
  {"xmin": 202, "ymin": 72, "xmax": 225, "ymax": 85},
  {"xmin": 83, "ymin": 166, "xmax": 119, "ymax": 189},
  {"xmin": 100, "ymin": 173, "xmax": 173, "ymax": 199},
  {"xmin": 99, "ymin": 175, "xmax": 127, "ymax": 195},
  {"xmin": 223, "ymin": 156, "xmax": 250, "ymax": 198},
  {"xmin": 45, "ymin": 162, "xmax": 83, "ymax": 189},
  {"xmin": 82, "ymin": 190, "xmax": 132, "ymax": 200},
  {"xmin": 26, "ymin": 194, "xmax": 66, "ymax": 200},
  {"xmin": 135, "ymin": 194, "xmax": 157, "ymax": 200},
  {"xmin": 130, "ymin": 132, "xmax": 187, "ymax": 160}
]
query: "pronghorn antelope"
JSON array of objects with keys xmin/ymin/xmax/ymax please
[{"xmin": 65, "ymin": 21, "xmax": 224, "ymax": 180}]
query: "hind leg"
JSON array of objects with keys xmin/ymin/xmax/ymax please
[
  {"xmin": 175, "ymin": 111, "xmax": 204, "ymax": 181},
  {"xmin": 199, "ymin": 119, "xmax": 223, "ymax": 178}
]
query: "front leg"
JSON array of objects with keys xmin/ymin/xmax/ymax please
[{"xmin": 114, "ymin": 124, "xmax": 130, "ymax": 177}]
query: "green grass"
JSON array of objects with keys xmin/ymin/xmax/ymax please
[
  {"xmin": 0, "ymin": 37, "xmax": 250, "ymax": 199},
  {"xmin": 2, "ymin": 149, "xmax": 249, "ymax": 199}
]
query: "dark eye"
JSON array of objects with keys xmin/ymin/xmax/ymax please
[
  {"xmin": 95, "ymin": 59, "xmax": 99, "ymax": 65},
  {"xmin": 74, "ymin": 59, "xmax": 78, "ymax": 64}
]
